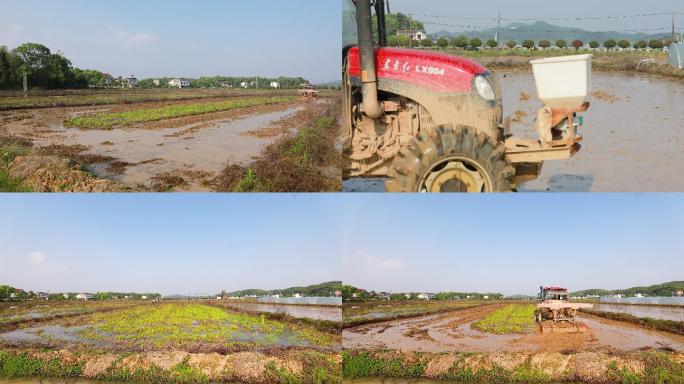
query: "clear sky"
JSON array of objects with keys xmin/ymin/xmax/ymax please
[
  {"xmin": 0, "ymin": 0, "xmax": 341, "ymax": 83},
  {"xmin": 388, "ymin": 0, "xmax": 684, "ymax": 34},
  {"xmin": 0, "ymin": 195, "xmax": 342, "ymax": 296},
  {"xmin": 341, "ymin": 194, "xmax": 684, "ymax": 296}
]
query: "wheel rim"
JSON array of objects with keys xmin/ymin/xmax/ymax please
[{"xmin": 420, "ymin": 156, "xmax": 493, "ymax": 193}]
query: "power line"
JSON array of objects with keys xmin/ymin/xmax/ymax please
[
  {"xmin": 420, "ymin": 21, "xmax": 681, "ymax": 34},
  {"xmin": 408, "ymin": 11, "xmax": 684, "ymax": 22}
]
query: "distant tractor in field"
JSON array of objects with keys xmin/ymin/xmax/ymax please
[
  {"xmin": 270, "ymin": 81, "xmax": 280, "ymax": 91},
  {"xmin": 299, "ymin": 83, "xmax": 318, "ymax": 99},
  {"xmin": 535, "ymin": 286, "xmax": 592, "ymax": 334}
]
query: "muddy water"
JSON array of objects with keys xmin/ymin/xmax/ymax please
[
  {"xmin": 343, "ymin": 308, "xmax": 684, "ymax": 352},
  {"xmin": 590, "ymin": 303, "xmax": 684, "ymax": 321},
  {"xmin": 343, "ymin": 72, "xmax": 684, "ymax": 192},
  {"xmin": 223, "ymin": 302, "xmax": 341, "ymax": 322},
  {"xmin": 0, "ymin": 325, "xmax": 115, "ymax": 348}
]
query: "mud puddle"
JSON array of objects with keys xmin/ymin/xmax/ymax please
[
  {"xmin": 343, "ymin": 72, "xmax": 684, "ymax": 192},
  {"xmin": 222, "ymin": 302, "xmax": 341, "ymax": 322},
  {"xmin": 1, "ymin": 325, "xmax": 115, "ymax": 348},
  {"xmin": 589, "ymin": 303, "xmax": 684, "ymax": 321},
  {"xmin": 344, "ymin": 306, "xmax": 684, "ymax": 352}
]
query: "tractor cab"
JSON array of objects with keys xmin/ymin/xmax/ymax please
[{"xmin": 539, "ymin": 286, "xmax": 569, "ymax": 302}]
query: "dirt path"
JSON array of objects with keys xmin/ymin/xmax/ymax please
[
  {"xmin": 1, "ymin": 98, "xmax": 314, "ymax": 190},
  {"xmin": 343, "ymin": 304, "xmax": 684, "ymax": 353}
]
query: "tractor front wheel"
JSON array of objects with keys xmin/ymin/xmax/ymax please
[{"xmin": 386, "ymin": 125, "xmax": 514, "ymax": 193}]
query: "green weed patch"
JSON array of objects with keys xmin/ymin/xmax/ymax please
[
  {"xmin": 472, "ymin": 304, "xmax": 535, "ymax": 334},
  {"xmin": 64, "ymin": 96, "xmax": 293, "ymax": 129}
]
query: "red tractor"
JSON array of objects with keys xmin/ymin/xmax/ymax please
[{"xmin": 342, "ymin": 0, "xmax": 590, "ymax": 192}]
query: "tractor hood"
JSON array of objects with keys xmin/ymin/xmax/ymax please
[{"xmin": 347, "ymin": 46, "xmax": 489, "ymax": 94}]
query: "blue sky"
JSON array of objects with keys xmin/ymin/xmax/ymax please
[
  {"xmin": 389, "ymin": 0, "xmax": 684, "ymax": 34},
  {"xmin": 0, "ymin": 0, "xmax": 341, "ymax": 83},
  {"xmin": 1, "ymin": 194, "xmax": 682, "ymax": 297},
  {"xmin": 341, "ymin": 194, "xmax": 684, "ymax": 296},
  {"xmin": 0, "ymin": 195, "xmax": 342, "ymax": 295}
]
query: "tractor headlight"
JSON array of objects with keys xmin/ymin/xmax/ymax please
[{"xmin": 474, "ymin": 75, "xmax": 496, "ymax": 102}]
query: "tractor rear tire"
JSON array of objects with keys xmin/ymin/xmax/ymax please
[{"xmin": 386, "ymin": 125, "xmax": 515, "ymax": 193}]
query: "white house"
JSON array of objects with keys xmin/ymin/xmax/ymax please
[
  {"xmin": 169, "ymin": 78, "xmax": 191, "ymax": 88},
  {"xmin": 270, "ymin": 81, "xmax": 280, "ymax": 90},
  {"xmin": 152, "ymin": 79, "xmax": 160, "ymax": 87},
  {"xmin": 417, "ymin": 293, "xmax": 435, "ymax": 301},
  {"xmin": 125, "ymin": 76, "xmax": 138, "ymax": 88},
  {"xmin": 397, "ymin": 29, "xmax": 428, "ymax": 41},
  {"xmin": 293, "ymin": 293, "xmax": 301, "ymax": 298},
  {"xmin": 75, "ymin": 293, "xmax": 94, "ymax": 301},
  {"xmin": 240, "ymin": 82, "xmax": 248, "ymax": 89},
  {"xmin": 141, "ymin": 295, "xmax": 148, "ymax": 300}
]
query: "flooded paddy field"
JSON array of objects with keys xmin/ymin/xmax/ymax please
[
  {"xmin": 1, "ymin": 90, "xmax": 333, "ymax": 191},
  {"xmin": 0, "ymin": 301, "xmax": 141, "ymax": 328},
  {"xmin": 0, "ymin": 302, "xmax": 339, "ymax": 353},
  {"xmin": 343, "ymin": 71, "xmax": 684, "ymax": 192},
  {"xmin": 343, "ymin": 303, "xmax": 684, "ymax": 353},
  {"xmin": 588, "ymin": 303, "xmax": 684, "ymax": 322},
  {"xmin": 0, "ymin": 302, "xmax": 342, "ymax": 383},
  {"xmin": 219, "ymin": 302, "xmax": 342, "ymax": 322}
]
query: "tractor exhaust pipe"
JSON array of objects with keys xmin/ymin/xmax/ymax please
[{"xmin": 356, "ymin": 0, "xmax": 384, "ymax": 119}]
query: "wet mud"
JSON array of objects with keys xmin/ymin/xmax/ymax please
[{"xmin": 343, "ymin": 304, "xmax": 684, "ymax": 353}]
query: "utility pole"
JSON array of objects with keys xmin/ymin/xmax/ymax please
[
  {"xmin": 674, "ymin": 11, "xmax": 677, "ymax": 42},
  {"xmin": 496, "ymin": 12, "xmax": 501, "ymax": 44}
]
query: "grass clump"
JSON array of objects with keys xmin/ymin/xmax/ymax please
[
  {"xmin": 64, "ymin": 96, "xmax": 293, "ymax": 129},
  {"xmin": 215, "ymin": 100, "xmax": 341, "ymax": 192},
  {"xmin": 0, "ymin": 136, "xmax": 32, "ymax": 192},
  {"xmin": 342, "ymin": 351, "xmax": 425, "ymax": 379},
  {"xmin": 472, "ymin": 304, "xmax": 535, "ymax": 334},
  {"xmin": 0, "ymin": 351, "xmax": 84, "ymax": 378}
]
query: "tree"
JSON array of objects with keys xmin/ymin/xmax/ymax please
[
  {"xmin": 451, "ymin": 35, "xmax": 468, "ymax": 49},
  {"xmin": 410, "ymin": 39, "xmax": 420, "ymax": 48},
  {"xmin": 469, "ymin": 38, "xmax": 483, "ymax": 50},
  {"xmin": 522, "ymin": 40, "xmax": 535, "ymax": 49},
  {"xmin": 618, "ymin": 40, "xmax": 631, "ymax": 49},
  {"xmin": 538, "ymin": 40, "xmax": 551, "ymax": 50},
  {"xmin": 387, "ymin": 35, "xmax": 399, "ymax": 47},
  {"xmin": 486, "ymin": 39, "xmax": 498, "ymax": 48},
  {"xmin": 506, "ymin": 40, "xmax": 517, "ymax": 49},
  {"xmin": 436, "ymin": 37, "xmax": 449, "ymax": 49},
  {"xmin": 572, "ymin": 40, "xmax": 584, "ymax": 50},
  {"xmin": 555, "ymin": 40, "xmax": 567, "ymax": 49},
  {"xmin": 420, "ymin": 39, "xmax": 434, "ymax": 48},
  {"xmin": 648, "ymin": 40, "xmax": 664, "ymax": 49},
  {"xmin": 603, "ymin": 39, "xmax": 617, "ymax": 50},
  {"xmin": 588, "ymin": 41, "xmax": 600, "ymax": 49},
  {"xmin": 396, "ymin": 35, "xmax": 411, "ymax": 47},
  {"xmin": 0, "ymin": 47, "xmax": 12, "ymax": 89},
  {"xmin": 634, "ymin": 40, "xmax": 648, "ymax": 49}
]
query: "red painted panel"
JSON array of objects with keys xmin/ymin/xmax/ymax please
[{"xmin": 347, "ymin": 47, "xmax": 488, "ymax": 93}]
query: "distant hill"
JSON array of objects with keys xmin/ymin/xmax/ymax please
[
  {"xmin": 571, "ymin": 281, "xmax": 684, "ymax": 298},
  {"xmin": 431, "ymin": 21, "xmax": 671, "ymax": 43},
  {"xmin": 227, "ymin": 281, "xmax": 342, "ymax": 298}
]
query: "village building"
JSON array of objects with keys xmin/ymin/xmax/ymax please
[
  {"xmin": 168, "ymin": 78, "xmax": 191, "ymax": 88},
  {"xmin": 397, "ymin": 29, "xmax": 428, "ymax": 41}
]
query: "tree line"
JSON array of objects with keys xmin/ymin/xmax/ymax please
[
  {"xmin": 0, "ymin": 43, "xmax": 107, "ymax": 90},
  {"xmin": 0, "ymin": 284, "xmax": 160, "ymax": 301},
  {"xmin": 0, "ymin": 43, "xmax": 316, "ymax": 91},
  {"xmin": 387, "ymin": 35, "xmax": 672, "ymax": 51}
]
